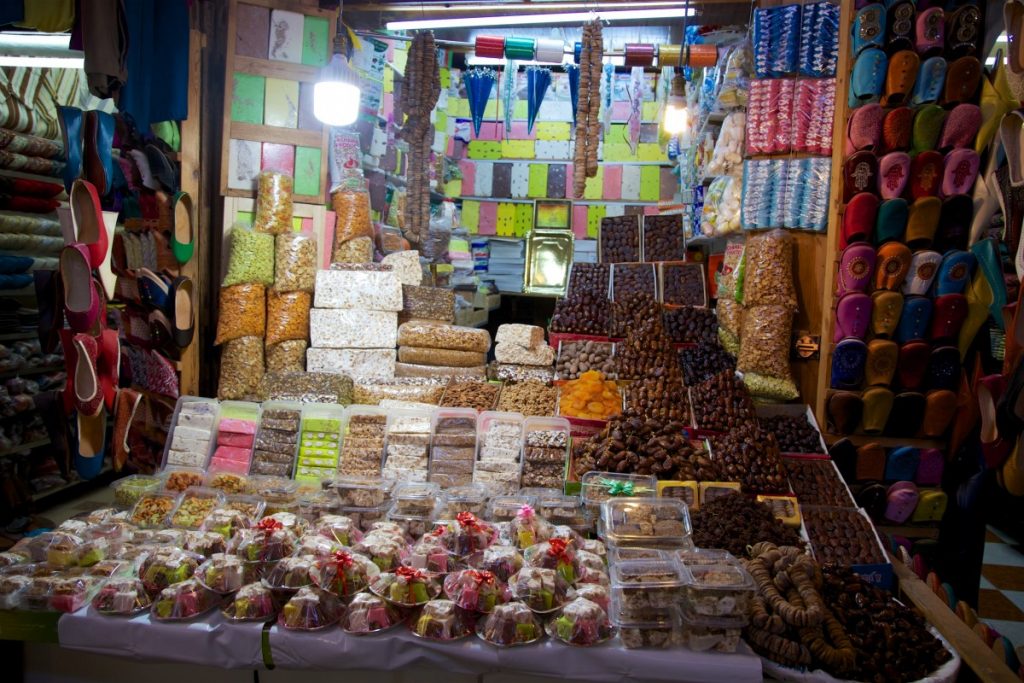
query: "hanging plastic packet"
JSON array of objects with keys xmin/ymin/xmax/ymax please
[
  {"xmin": 526, "ymin": 67, "xmax": 551, "ymax": 134},
  {"xmin": 601, "ymin": 63, "xmax": 615, "ymax": 137},
  {"xmin": 626, "ymin": 67, "xmax": 644, "ymax": 154},
  {"xmin": 464, "ymin": 68, "xmax": 497, "ymax": 138},
  {"xmin": 329, "ymin": 130, "xmax": 365, "ymax": 194},
  {"xmin": 503, "ymin": 61, "xmax": 518, "ymax": 139},
  {"xmin": 565, "ymin": 65, "xmax": 580, "ymax": 128}
]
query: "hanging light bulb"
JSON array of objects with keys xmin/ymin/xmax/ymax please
[
  {"xmin": 662, "ymin": 72, "xmax": 688, "ymax": 135},
  {"xmin": 314, "ymin": 1, "xmax": 361, "ymax": 126}
]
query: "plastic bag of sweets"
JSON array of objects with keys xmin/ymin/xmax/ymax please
[
  {"xmin": 265, "ymin": 290, "xmax": 311, "ymax": 346},
  {"xmin": 215, "ymin": 284, "xmax": 266, "ymax": 345},
  {"xmin": 253, "ymin": 171, "xmax": 294, "ymax": 235},
  {"xmin": 223, "ymin": 224, "xmax": 274, "ymax": 287},
  {"xmin": 218, "ymin": 336, "xmax": 264, "ymax": 400},
  {"xmin": 332, "ymin": 188, "xmax": 374, "ymax": 247},
  {"xmin": 273, "ymin": 232, "xmax": 316, "ymax": 292}
]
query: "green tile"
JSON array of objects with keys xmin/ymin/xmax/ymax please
[
  {"xmin": 639, "ymin": 167, "xmax": 660, "ymax": 202},
  {"xmin": 497, "ymin": 203, "xmax": 516, "ymax": 236},
  {"xmin": 301, "ymin": 16, "xmax": 330, "ymax": 67},
  {"xmin": 514, "ymin": 203, "xmax": 533, "ymax": 236},
  {"xmin": 527, "ymin": 164, "xmax": 548, "ymax": 198},
  {"xmin": 231, "ymin": 73, "xmax": 265, "ymax": 124},
  {"xmin": 467, "ymin": 141, "xmax": 502, "ymax": 160},
  {"xmin": 587, "ymin": 205, "xmax": 606, "ymax": 238},
  {"xmin": 294, "ymin": 146, "xmax": 322, "ymax": 196},
  {"xmin": 583, "ymin": 167, "xmax": 604, "ymax": 200}
]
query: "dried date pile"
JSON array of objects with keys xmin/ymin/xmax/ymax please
[
  {"xmin": 679, "ymin": 344, "xmax": 736, "ymax": 386},
  {"xmin": 550, "ymin": 290, "xmax": 610, "ymax": 336},
  {"xmin": 802, "ymin": 506, "xmax": 885, "ymax": 566},
  {"xmin": 572, "ymin": 413, "xmax": 719, "ymax": 481},
  {"xmin": 599, "ymin": 216, "xmax": 640, "ymax": 263},
  {"xmin": 623, "ymin": 376, "xmax": 689, "ymax": 422},
  {"xmin": 691, "ymin": 371, "xmax": 756, "ymax": 432},
  {"xmin": 567, "ymin": 263, "xmax": 610, "ymax": 298},
  {"xmin": 612, "ymin": 263, "xmax": 656, "ymax": 300},
  {"xmin": 783, "ymin": 458, "xmax": 855, "ymax": 507},
  {"xmin": 709, "ymin": 424, "xmax": 788, "ymax": 493},
  {"xmin": 663, "ymin": 305, "xmax": 717, "ymax": 345},
  {"xmin": 759, "ymin": 413, "xmax": 824, "ymax": 453},
  {"xmin": 642, "ymin": 214, "xmax": 685, "ymax": 262},
  {"xmin": 660, "ymin": 262, "xmax": 705, "ymax": 305},
  {"xmin": 691, "ymin": 494, "xmax": 802, "ymax": 557},
  {"xmin": 613, "ymin": 294, "xmax": 683, "ymax": 381},
  {"xmin": 610, "ymin": 291, "xmax": 662, "ymax": 338}
]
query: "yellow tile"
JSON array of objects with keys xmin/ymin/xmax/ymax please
[
  {"xmin": 637, "ymin": 143, "xmax": 664, "ymax": 162},
  {"xmin": 587, "ymin": 205, "xmax": 606, "ymax": 238},
  {"xmin": 484, "ymin": 100, "xmax": 498, "ymax": 119},
  {"xmin": 609, "ymin": 124, "xmax": 627, "ymax": 140},
  {"xmin": 514, "ymin": 203, "xmax": 533, "ymax": 236},
  {"xmin": 444, "ymin": 179, "xmax": 462, "ymax": 197},
  {"xmin": 393, "ymin": 47, "xmax": 408, "ymax": 75},
  {"xmin": 384, "ymin": 67, "xmax": 394, "ymax": 94},
  {"xmin": 449, "ymin": 98, "xmax": 470, "ymax": 118},
  {"xmin": 536, "ymin": 122, "xmax": 570, "ymax": 141},
  {"xmin": 528, "ymin": 164, "xmax": 549, "ymax": 198},
  {"xmin": 497, "ymin": 203, "xmax": 516, "ymax": 236},
  {"xmin": 439, "ymin": 68, "xmax": 450, "ymax": 88},
  {"xmin": 642, "ymin": 102, "xmax": 659, "ymax": 121},
  {"xmin": 434, "ymin": 111, "xmax": 448, "ymax": 132},
  {"xmin": 640, "ymin": 167, "xmax": 660, "ymax": 202},
  {"xmin": 513, "ymin": 101, "xmax": 528, "ymax": 119},
  {"xmin": 462, "ymin": 200, "xmax": 480, "ymax": 233},
  {"xmin": 583, "ymin": 167, "xmax": 604, "ymax": 200},
  {"xmin": 467, "ymin": 141, "xmax": 503, "ymax": 160},
  {"xmin": 501, "ymin": 140, "xmax": 535, "ymax": 159},
  {"xmin": 603, "ymin": 143, "xmax": 636, "ymax": 162}
]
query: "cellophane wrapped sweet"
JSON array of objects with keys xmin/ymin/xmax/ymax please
[
  {"xmin": 222, "ymin": 582, "xmax": 277, "ymax": 621},
  {"xmin": 477, "ymin": 601, "xmax": 543, "ymax": 646},
  {"xmin": 92, "ymin": 577, "xmax": 152, "ymax": 616},
  {"xmin": 278, "ymin": 586, "xmax": 344, "ymax": 630},
  {"xmin": 370, "ymin": 567, "xmax": 441, "ymax": 606},
  {"xmin": 310, "ymin": 549, "xmax": 380, "ymax": 598},
  {"xmin": 507, "ymin": 567, "xmax": 573, "ymax": 613},
  {"xmin": 410, "ymin": 599, "xmax": 472, "ymax": 640},
  {"xmin": 343, "ymin": 592, "xmax": 405, "ymax": 634},
  {"xmin": 546, "ymin": 597, "xmax": 615, "ymax": 646},
  {"xmin": 151, "ymin": 578, "xmax": 217, "ymax": 621},
  {"xmin": 443, "ymin": 569, "xmax": 510, "ymax": 613}
]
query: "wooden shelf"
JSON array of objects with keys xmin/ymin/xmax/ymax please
[
  {"xmin": 0, "ymin": 332, "xmax": 38, "ymax": 342},
  {"xmin": 0, "ymin": 438, "xmax": 50, "ymax": 458},
  {"xmin": 0, "ymin": 364, "xmax": 63, "ymax": 381},
  {"xmin": 31, "ymin": 465, "xmax": 114, "ymax": 502}
]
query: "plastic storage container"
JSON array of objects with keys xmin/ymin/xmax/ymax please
[
  {"xmin": 340, "ymin": 405, "xmax": 388, "ymax": 477},
  {"xmin": 609, "ymin": 558, "xmax": 684, "ymax": 622},
  {"xmin": 678, "ymin": 562, "xmax": 755, "ymax": 622},
  {"xmin": 437, "ymin": 483, "xmax": 488, "ymax": 518},
  {"xmin": 430, "ymin": 408, "xmax": 478, "ymax": 488},
  {"xmin": 161, "ymin": 397, "xmax": 219, "ymax": 469},
  {"xmin": 521, "ymin": 417, "xmax": 570, "ymax": 489},
  {"xmin": 295, "ymin": 404, "xmax": 345, "ymax": 483},
  {"xmin": 110, "ymin": 474, "xmax": 163, "ymax": 509},
  {"xmin": 382, "ymin": 407, "xmax": 432, "ymax": 483},
  {"xmin": 600, "ymin": 497, "xmax": 691, "ymax": 549}
]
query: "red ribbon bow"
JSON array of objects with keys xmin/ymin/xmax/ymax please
[
  {"xmin": 547, "ymin": 538, "xmax": 571, "ymax": 560},
  {"xmin": 467, "ymin": 569, "xmax": 495, "ymax": 587},
  {"xmin": 256, "ymin": 518, "xmax": 284, "ymax": 534},
  {"xmin": 333, "ymin": 550, "xmax": 354, "ymax": 569},
  {"xmin": 456, "ymin": 511, "xmax": 481, "ymax": 530},
  {"xmin": 395, "ymin": 565, "xmax": 425, "ymax": 582}
]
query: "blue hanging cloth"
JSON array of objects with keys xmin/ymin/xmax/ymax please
[
  {"xmin": 565, "ymin": 64, "xmax": 580, "ymax": 128},
  {"xmin": 464, "ymin": 68, "xmax": 497, "ymax": 137},
  {"xmin": 526, "ymin": 67, "xmax": 551, "ymax": 134}
]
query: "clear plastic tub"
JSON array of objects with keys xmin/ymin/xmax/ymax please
[
  {"xmin": 675, "ymin": 548, "xmax": 739, "ymax": 568},
  {"xmin": 161, "ymin": 396, "xmax": 219, "ymax": 470},
  {"xmin": 393, "ymin": 482, "xmax": 440, "ymax": 516},
  {"xmin": 339, "ymin": 503, "xmax": 390, "ymax": 532},
  {"xmin": 386, "ymin": 505, "xmax": 436, "ymax": 538},
  {"xmin": 129, "ymin": 491, "xmax": 179, "ymax": 529},
  {"xmin": 600, "ymin": 497, "xmax": 691, "ymax": 549},
  {"xmin": 162, "ymin": 466, "xmax": 206, "ymax": 493},
  {"xmin": 169, "ymin": 487, "xmax": 226, "ymax": 529},
  {"xmin": 488, "ymin": 495, "xmax": 539, "ymax": 523},
  {"xmin": 608, "ymin": 547, "xmax": 672, "ymax": 563},
  {"xmin": 437, "ymin": 483, "xmax": 488, "ymax": 518},
  {"xmin": 340, "ymin": 405, "xmax": 388, "ymax": 477},
  {"xmin": 223, "ymin": 494, "xmax": 266, "ymax": 522},
  {"xmin": 204, "ymin": 467, "xmax": 250, "ymax": 496},
  {"xmin": 330, "ymin": 475, "xmax": 388, "ymax": 508},
  {"xmin": 679, "ymin": 562, "xmax": 755, "ymax": 622},
  {"xmin": 537, "ymin": 495, "xmax": 587, "ymax": 527},
  {"xmin": 476, "ymin": 411, "xmax": 524, "ymax": 459},
  {"xmin": 678, "ymin": 611, "xmax": 743, "ymax": 652},
  {"xmin": 581, "ymin": 472, "xmax": 657, "ymax": 507},
  {"xmin": 110, "ymin": 474, "xmax": 163, "ymax": 509},
  {"xmin": 609, "ymin": 558, "xmax": 684, "ymax": 621}
]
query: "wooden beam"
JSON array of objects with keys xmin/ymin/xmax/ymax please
[
  {"xmin": 892, "ymin": 558, "xmax": 1020, "ymax": 683},
  {"xmin": 229, "ymin": 122, "xmax": 325, "ymax": 149},
  {"xmin": 814, "ymin": 0, "xmax": 855, "ymax": 433},
  {"xmin": 233, "ymin": 55, "xmax": 321, "ymax": 83}
]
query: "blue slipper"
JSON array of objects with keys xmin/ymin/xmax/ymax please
[{"xmin": 911, "ymin": 56, "xmax": 947, "ymax": 106}]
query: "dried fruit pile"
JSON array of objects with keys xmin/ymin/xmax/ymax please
[
  {"xmin": 398, "ymin": 31, "xmax": 440, "ymax": 251},
  {"xmin": 573, "ymin": 19, "xmax": 602, "ymax": 198}
]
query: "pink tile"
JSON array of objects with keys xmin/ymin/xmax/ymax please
[
  {"xmin": 478, "ymin": 202, "xmax": 498, "ymax": 235},
  {"xmin": 611, "ymin": 101, "xmax": 631, "ymax": 120},
  {"xmin": 322, "ymin": 211, "xmax": 336, "ymax": 269},
  {"xmin": 509, "ymin": 121, "xmax": 536, "ymax": 140},
  {"xmin": 643, "ymin": 206, "xmax": 659, "ymax": 215},
  {"xmin": 572, "ymin": 205, "xmax": 589, "ymax": 238},
  {"xmin": 565, "ymin": 163, "xmax": 574, "ymax": 197},
  {"xmin": 459, "ymin": 161, "xmax": 476, "ymax": 195},
  {"xmin": 261, "ymin": 143, "xmax": 295, "ymax": 175},
  {"xmin": 446, "ymin": 137, "xmax": 456, "ymax": 156},
  {"xmin": 383, "ymin": 94, "xmax": 394, "ymax": 116},
  {"xmin": 476, "ymin": 123, "xmax": 501, "ymax": 142},
  {"xmin": 603, "ymin": 164, "xmax": 623, "ymax": 200},
  {"xmin": 386, "ymin": 41, "xmax": 395, "ymax": 61}
]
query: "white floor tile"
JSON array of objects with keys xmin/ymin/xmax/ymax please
[
  {"xmin": 980, "ymin": 575, "xmax": 997, "ymax": 590},
  {"xmin": 1004, "ymin": 590, "xmax": 1024, "ymax": 614},
  {"xmin": 984, "ymin": 543, "xmax": 1024, "ymax": 567}
]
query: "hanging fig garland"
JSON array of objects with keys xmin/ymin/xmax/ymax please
[
  {"xmin": 573, "ymin": 19, "xmax": 603, "ymax": 198},
  {"xmin": 397, "ymin": 31, "xmax": 441, "ymax": 250},
  {"xmin": 526, "ymin": 67, "xmax": 552, "ymax": 134}
]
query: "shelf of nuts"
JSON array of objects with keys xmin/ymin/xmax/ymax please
[
  {"xmin": 707, "ymin": 424, "xmax": 788, "ymax": 493},
  {"xmin": 599, "ymin": 215, "xmax": 641, "ymax": 263},
  {"xmin": 439, "ymin": 380, "xmax": 500, "ymax": 412},
  {"xmin": 555, "ymin": 340, "xmax": 615, "ymax": 380},
  {"xmin": 679, "ymin": 345, "xmax": 736, "ymax": 386},
  {"xmin": 662, "ymin": 306, "xmax": 717, "ymax": 346},
  {"xmin": 690, "ymin": 371, "xmax": 756, "ymax": 433},
  {"xmin": 549, "ymin": 291, "xmax": 611, "ymax": 337},
  {"xmin": 572, "ymin": 413, "xmax": 719, "ymax": 481},
  {"xmin": 641, "ymin": 214, "xmax": 685, "ymax": 263},
  {"xmin": 801, "ymin": 506, "xmax": 887, "ymax": 567},
  {"xmin": 658, "ymin": 262, "xmax": 706, "ymax": 306},
  {"xmin": 611, "ymin": 263, "xmax": 656, "ymax": 302},
  {"xmin": 495, "ymin": 380, "xmax": 557, "ymax": 417}
]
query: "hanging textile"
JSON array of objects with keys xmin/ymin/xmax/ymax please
[
  {"xmin": 626, "ymin": 67, "xmax": 644, "ymax": 154},
  {"xmin": 656, "ymin": 66, "xmax": 674, "ymax": 147},
  {"xmin": 464, "ymin": 68, "xmax": 497, "ymax": 138},
  {"xmin": 565, "ymin": 64, "xmax": 580, "ymax": 128},
  {"xmin": 601, "ymin": 63, "xmax": 615, "ymax": 138},
  {"xmin": 503, "ymin": 61, "xmax": 518, "ymax": 139},
  {"xmin": 526, "ymin": 67, "xmax": 552, "ymax": 134}
]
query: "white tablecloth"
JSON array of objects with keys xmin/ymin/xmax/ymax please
[
  {"xmin": 58, "ymin": 608, "xmax": 265, "ymax": 668},
  {"xmin": 267, "ymin": 624, "xmax": 764, "ymax": 682}
]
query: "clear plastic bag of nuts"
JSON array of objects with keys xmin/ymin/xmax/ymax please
[
  {"xmin": 266, "ymin": 340, "xmax": 308, "ymax": 373},
  {"xmin": 266, "ymin": 291, "xmax": 311, "ymax": 346},
  {"xmin": 274, "ymin": 232, "xmax": 316, "ymax": 292},
  {"xmin": 742, "ymin": 229, "xmax": 797, "ymax": 310},
  {"xmin": 397, "ymin": 321, "xmax": 491, "ymax": 353},
  {"xmin": 223, "ymin": 225, "xmax": 274, "ymax": 287},
  {"xmin": 737, "ymin": 305, "xmax": 792, "ymax": 380},
  {"xmin": 215, "ymin": 284, "xmax": 266, "ymax": 345},
  {"xmin": 218, "ymin": 336, "xmax": 264, "ymax": 400},
  {"xmin": 253, "ymin": 171, "xmax": 294, "ymax": 235}
]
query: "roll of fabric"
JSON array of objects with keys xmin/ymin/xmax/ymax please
[
  {"xmin": 504, "ymin": 37, "xmax": 536, "ymax": 60},
  {"xmin": 534, "ymin": 38, "xmax": 565, "ymax": 64},
  {"xmin": 624, "ymin": 43, "xmax": 655, "ymax": 67},
  {"xmin": 658, "ymin": 44, "xmax": 683, "ymax": 67},
  {"xmin": 475, "ymin": 34, "xmax": 505, "ymax": 59}
]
